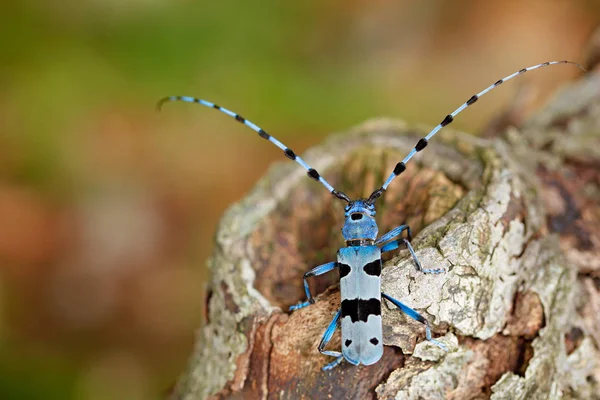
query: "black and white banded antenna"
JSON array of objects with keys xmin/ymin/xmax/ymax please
[
  {"xmin": 157, "ymin": 96, "xmax": 351, "ymax": 203},
  {"xmin": 367, "ymin": 60, "xmax": 585, "ymax": 203}
]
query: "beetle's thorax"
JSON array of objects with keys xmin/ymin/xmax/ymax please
[{"xmin": 342, "ymin": 199, "xmax": 378, "ymax": 245}]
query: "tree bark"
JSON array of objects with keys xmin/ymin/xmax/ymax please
[{"xmin": 172, "ymin": 72, "xmax": 600, "ymax": 400}]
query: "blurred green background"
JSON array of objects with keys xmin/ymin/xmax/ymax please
[{"xmin": 0, "ymin": 1, "xmax": 597, "ymax": 399}]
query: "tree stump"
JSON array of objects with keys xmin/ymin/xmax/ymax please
[{"xmin": 172, "ymin": 72, "xmax": 600, "ymax": 400}]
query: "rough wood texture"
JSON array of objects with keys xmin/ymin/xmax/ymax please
[{"xmin": 172, "ymin": 72, "xmax": 600, "ymax": 400}]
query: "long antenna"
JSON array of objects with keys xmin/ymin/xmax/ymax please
[
  {"xmin": 368, "ymin": 60, "xmax": 585, "ymax": 203},
  {"xmin": 158, "ymin": 96, "xmax": 350, "ymax": 203}
]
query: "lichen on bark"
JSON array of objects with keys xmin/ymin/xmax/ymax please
[{"xmin": 172, "ymin": 73, "xmax": 600, "ymax": 400}]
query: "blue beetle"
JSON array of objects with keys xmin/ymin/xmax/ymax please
[{"xmin": 159, "ymin": 60, "xmax": 582, "ymax": 370}]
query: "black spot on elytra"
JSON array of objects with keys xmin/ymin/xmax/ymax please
[
  {"xmin": 341, "ymin": 298, "xmax": 381, "ymax": 322},
  {"xmin": 363, "ymin": 260, "xmax": 381, "ymax": 276},
  {"xmin": 338, "ymin": 263, "xmax": 351, "ymax": 278}
]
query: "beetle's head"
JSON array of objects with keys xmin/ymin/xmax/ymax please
[{"xmin": 342, "ymin": 199, "xmax": 378, "ymax": 243}]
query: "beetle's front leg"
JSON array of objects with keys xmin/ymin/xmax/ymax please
[
  {"xmin": 375, "ymin": 224, "xmax": 412, "ymax": 245},
  {"xmin": 378, "ymin": 225, "xmax": 444, "ymax": 274}
]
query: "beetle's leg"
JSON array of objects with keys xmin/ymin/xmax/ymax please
[
  {"xmin": 375, "ymin": 224, "xmax": 411, "ymax": 245},
  {"xmin": 317, "ymin": 309, "xmax": 344, "ymax": 371},
  {"xmin": 401, "ymin": 239, "xmax": 445, "ymax": 274},
  {"xmin": 289, "ymin": 262, "xmax": 338, "ymax": 311},
  {"xmin": 380, "ymin": 238, "xmax": 444, "ymax": 274},
  {"xmin": 382, "ymin": 293, "xmax": 447, "ymax": 351}
]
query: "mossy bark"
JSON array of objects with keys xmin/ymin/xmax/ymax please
[{"xmin": 172, "ymin": 72, "xmax": 600, "ymax": 400}]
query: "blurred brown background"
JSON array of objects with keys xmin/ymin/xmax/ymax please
[{"xmin": 0, "ymin": 1, "xmax": 598, "ymax": 399}]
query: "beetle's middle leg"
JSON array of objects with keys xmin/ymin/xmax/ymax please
[{"xmin": 289, "ymin": 261, "xmax": 338, "ymax": 311}]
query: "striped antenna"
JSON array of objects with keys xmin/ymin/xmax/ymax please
[
  {"xmin": 158, "ymin": 96, "xmax": 350, "ymax": 203},
  {"xmin": 368, "ymin": 60, "xmax": 585, "ymax": 203}
]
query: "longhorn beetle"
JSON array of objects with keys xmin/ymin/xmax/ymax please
[{"xmin": 158, "ymin": 60, "xmax": 583, "ymax": 371}]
